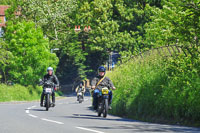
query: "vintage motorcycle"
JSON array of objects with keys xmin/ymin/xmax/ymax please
[
  {"xmin": 40, "ymin": 80, "xmax": 55, "ymax": 111},
  {"xmin": 97, "ymin": 87, "xmax": 109, "ymax": 118},
  {"xmin": 77, "ymin": 89, "xmax": 84, "ymax": 103}
]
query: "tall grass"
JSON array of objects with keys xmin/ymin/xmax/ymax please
[
  {"xmin": 0, "ymin": 84, "xmax": 43, "ymax": 102},
  {"xmin": 0, "ymin": 84, "xmax": 63, "ymax": 102},
  {"xmin": 107, "ymin": 48, "xmax": 200, "ymax": 126}
]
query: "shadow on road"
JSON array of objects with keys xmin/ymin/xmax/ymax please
[
  {"xmin": 62, "ymin": 114, "xmax": 200, "ymax": 132},
  {"xmin": 29, "ymin": 108, "xmax": 46, "ymax": 111},
  {"xmin": 83, "ymin": 125, "xmax": 200, "ymax": 132},
  {"xmin": 63, "ymin": 113, "xmax": 140, "ymax": 123}
]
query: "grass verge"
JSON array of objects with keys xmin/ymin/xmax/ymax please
[{"xmin": 0, "ymin": 84, "xmax": 63, "ymax": 102}]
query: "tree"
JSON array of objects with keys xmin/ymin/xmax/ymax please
[
  {"xmin": 4, "ymin": 0, "xmax": 165, "ymax": 83},
  {"xmin": 144, "ymin": 0, "xmax": 200, "ymax": 47},
  {"xmin": 0, "ymin": 39, "xmax": 13, "ymax": 83},
  {"xmin": 4, "ymin": 21, "xmax": 59, "ymax": 85},
  {"xmin": 21, "ymin": 0, "xmax": 77, "ymax": 43}
]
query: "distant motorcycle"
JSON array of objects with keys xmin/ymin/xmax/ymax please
[
  {"xmin": 77, "ymin": 91, "xmax": 84, "ymax": 103},
  {"xmin": 40, "ymin": 80, "xmax": 55, "ymax": 111},
  {"xmin": 97, "ymin": 87, "xmax": 109, "ymax": 118},
  {"xmin": 76, "ymin": 85, "xmax": 85, "ymax": 103}
]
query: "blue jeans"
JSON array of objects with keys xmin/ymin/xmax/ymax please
[{"xmin": 92, "ymin": 89, "xmax": 112, "ymax": 109}]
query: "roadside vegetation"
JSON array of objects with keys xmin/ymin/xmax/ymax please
[
  {"xmin": 108, "ymin": 46, "xmax": 200, "ymax": 126},
  {"xmin": 0, "ymin": 84, "xmax": 42, "ymax": 102},
  {"xmin": 0, "ymin": 84, "xmax": 62, "ymax": 102}
]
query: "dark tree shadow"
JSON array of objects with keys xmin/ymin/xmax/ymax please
[{"xmin": 61, "ymin": 114, "xmax": 200, "ymax": 132}]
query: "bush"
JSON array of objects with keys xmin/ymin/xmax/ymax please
[{"xmin": 107, "ymin": 46, "xmax": 200, "ymax": 126}]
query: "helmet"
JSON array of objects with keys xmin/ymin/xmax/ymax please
[
  {"xmin": 47, "ymin": 67, "xmax": 53, "ymax": 72},
  {"xmin": 98, "ymin": 66, "xmax": 106, "ymax": 73},
  {"xmin": 79, "ymin": 83, "xmax": 83, "ymax": 87}
]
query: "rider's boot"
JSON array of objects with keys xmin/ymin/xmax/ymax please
[
  {"xmin": 108, "ymin": 100, "xmax": 112, "ymax": 110},
  {"xmin": 40, "ymin": 93, "xmax": 44, "ymax": 107},
  {"xmin": 52, "ymin": 93, "xmax": 55, "ymax": 107}
]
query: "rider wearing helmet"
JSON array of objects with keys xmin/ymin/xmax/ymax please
[
  {"xmin": 91, "ymin": 66, "xmax": 116, "ymax": 110},
  {"xmin": 75, "ymin": 83, "xmax": 86, "ymax": 101},
  {"xmin": 40, "ymin": 67, "xmax": 59, "ymax": 107}
]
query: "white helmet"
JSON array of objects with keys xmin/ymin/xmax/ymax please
[{"xmin": 47, "ymin": 67, "xmax": 53, "ymax": 72}]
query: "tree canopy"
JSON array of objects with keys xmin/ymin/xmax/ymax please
[{"xmin": 0, "ymin": 0, "xmax": 199, "ymax": 84}]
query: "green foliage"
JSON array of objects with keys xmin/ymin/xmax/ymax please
[
  {"xmin": 0, "ymin": 84, "xmax": 42, "ymax": 102},
  {"xmin": 21, "ymin": 0, "xmax": 77, "ymax": 41},
  {"xmin": 3, "ymin": 21, "xmax": 58, "ymax": 85},
  {"xmin": 0, "ymin": 39, "xmax": 13, "ymax": 83},
  {"xmin": 144, "ymin": 0, "xmax": 200, "ymax": 47},
  {"xmin": 0, "ymin": 84, "xmax": 62, "ymax": 102},
  {"xmin": 0, "ymin": 0, "xmax": 13, "ymax": 5},
  {"xmin": 108, "ymin": 46, "xmax": 200, "ymax": 126},
  {"xmin": 13, "ymin": 0, "xmax": 163, "ymax": 83}
]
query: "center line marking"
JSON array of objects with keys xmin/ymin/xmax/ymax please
[
  {"xmin": 26, "ymin": 110, "xmax": 29, "ymax": 113},
  {"xmin": 28, "ymin": 114, "xmax": 38, "ymax": 118},
  {"xmin": 76, "ymin": 127, "xmax": 105, "ymax": 133},
  {"xmin": 41, "ymin": 118, "xmax": 64, "ymax": 125}
]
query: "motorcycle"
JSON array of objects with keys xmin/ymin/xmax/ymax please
[
  {"xmin": 97, "ymin": 87, "xmax": 109, "ymax": 118},
  {"xmin": 77, "ymin": 88, "xmax": 84, "ymax": 103},
  {"xmin": 40, "ymin": 80, "xmax": 54, "ymax": 111},
  {"xmin": 77, "ymin": 91, "xmax": 84, "ymax": 103}
]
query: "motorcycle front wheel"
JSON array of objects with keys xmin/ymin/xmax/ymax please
[
  {"xmin": 103, "ymin": 99, "xmax": 108, "ymax": 118},
  {"xmin": 78, "ymin": 95, "xmax": 82, "ymax": 103},
  {"xmin": 45, "ymin": 94, "xmax": 50, "ymax": 111}
]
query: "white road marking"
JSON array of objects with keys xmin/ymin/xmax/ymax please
[
  {"xmin": 26, "ymin": 105, "xmax": 65, "ymax": 125},
  {"xmin": 76, "ymin": 127, "xmax": 105, "ymax": 133},
  {"xmin": 31, "ymin": 105, "xmax": 36, "ymax": 108},
  {"xmin": 27, "ymin": 105, "xmax": 36, "ymax": 110},
  {"xmin": 41, "ymin": 118, "xmax": 64, "ymax": 125},
  {"xmin": 26, "ymin": 110, "xmax": 29, "ymax": 113},
  {"xmin": 26, "ymin": 105, "xmax": 38, "ymax": 118},
  {"xmin": 28, "ymin": 114, "xmax": 38, "ymax": 118}
]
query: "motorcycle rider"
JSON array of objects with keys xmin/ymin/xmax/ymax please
[
  {"xmin": 40, "ymin": 67, "xmax": 59, "ymax": 107},
  {"xmin": 91, "ymin": 66, "xmax": 116, "ymax": 110},
  {"xmin": 75, "ymin": 83, "xmax": 86, "ymax": 101}
]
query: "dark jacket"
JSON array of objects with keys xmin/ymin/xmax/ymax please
[
  {"xmin": 91, "ymin": 76, "xmax": 114, "ymax": 90},
  {"xmin": 43, "ymin": 74, "xmax": 59, "ymax": 86}
]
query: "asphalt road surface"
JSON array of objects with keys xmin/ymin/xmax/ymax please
[{"xmin": 0, "ymin": 96, "xmax": 200, "ymax": 133}]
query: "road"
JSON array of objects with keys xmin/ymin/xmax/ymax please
[{"xmin": 0, "ymin": 96, "xmax": 200, "ymax": 133}]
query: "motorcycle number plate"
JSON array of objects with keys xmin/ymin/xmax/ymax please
[
  {"xmin": 102, "ymin": 89, "xmax": 109, "ymax": 94},
  {"xmin": 45, "ymin": 88, "xmax": 52, "ymax": 93}
]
